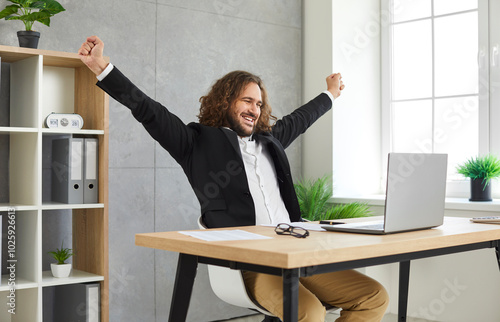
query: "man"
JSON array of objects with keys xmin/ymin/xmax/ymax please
[{"xmin": 78, "ymin": 36, "xmax": 388, "ymax": 322}]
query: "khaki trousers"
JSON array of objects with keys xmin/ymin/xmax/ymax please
[{"xmin": 242, "ymin": 269, "xmax": 389, "ymax": 322}]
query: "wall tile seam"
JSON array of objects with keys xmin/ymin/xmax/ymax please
[
  {"xmin": 157, "ymin": 3, "xmax": 301, "ymax": 30},
  {"xmin": 153, "ymin": 2, "xmax": 159, "ymax": 314}
]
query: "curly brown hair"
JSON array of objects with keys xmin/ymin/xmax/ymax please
[{"xmin": 198, "ymin": 71, "xmax": 277, "ymax": 133}]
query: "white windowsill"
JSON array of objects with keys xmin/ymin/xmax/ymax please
[{"xmin": 331, "ymin": 195, "xmax": 500, "ymax": 212}]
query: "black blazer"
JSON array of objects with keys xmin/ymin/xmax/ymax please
[{"xmin": 97, "ymin": 67, "xmax": 332, "ymax": 228}]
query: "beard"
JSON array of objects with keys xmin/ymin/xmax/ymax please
[{"xmin": 226, "ymin": 113, "xmax": 255, "ymax": 137}]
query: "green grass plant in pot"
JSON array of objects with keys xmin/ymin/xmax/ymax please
[
  {"xmin": 48, "ymin": 242, "xmax": 74, "ymax": 278},
  {"xmin": 294, "ymin": 175, "xmax": 371, "ymax": 221},
  {"xmin": 456, "ymin": 154, "xmax": 500, "ymax": 201},
  {"xmin": 0, "ymin": 0, "xmax": 66, "ymax": 49}
]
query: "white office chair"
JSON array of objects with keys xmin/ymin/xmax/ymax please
[
  {"xmin": 197, "ymin": 216, "xmax": 280, "ymax": 321},
  {"xmin": 197, "ymin": 216, "xmax": 339, "ymax": 322}
]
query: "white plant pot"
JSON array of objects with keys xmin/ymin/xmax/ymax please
[{"xmin": 50, "ymin": 263, "xmax": 72, "ymax": 278}]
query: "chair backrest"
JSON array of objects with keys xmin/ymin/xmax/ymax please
[{"xmin": 197, "ymin": 216, "xmax": 275, "ymax": 315}]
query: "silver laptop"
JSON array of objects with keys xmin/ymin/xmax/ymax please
[{"xmin": 323, "ymin": 153, "xmax": 447, "ymax": 235}]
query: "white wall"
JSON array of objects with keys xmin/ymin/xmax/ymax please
[
  {"xmin": 302, "ymin": 0, "xmax": 334, "ymax": 181},
  {"xmin": 304, "ymin": 1, "xmax": 500, "ymax": 320},
  {"xmin": 302, "ymin": 0, "xmax": 382, "ymax": 195}
]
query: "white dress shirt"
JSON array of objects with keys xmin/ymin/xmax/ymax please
[
  {"xmin": 238, "ymin": 136, "xmax": 291, "ymax": 225},
  {"xmin": 236, "ymin": 94, "xmax": 334, "ymax": 225}
]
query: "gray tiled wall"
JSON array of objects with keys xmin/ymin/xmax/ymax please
[{"xmin": 0, "ymin": 0, "xmax": 302, "ymax": 321}]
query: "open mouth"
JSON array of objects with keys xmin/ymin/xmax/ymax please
[{"xmin": 242, "ymin": 114, "xmax": 255, "ymax": 126}]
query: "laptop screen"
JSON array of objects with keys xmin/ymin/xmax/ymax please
[{"xmin": 384, "ymin": 153, "xmax": 448, "ymax": 233}]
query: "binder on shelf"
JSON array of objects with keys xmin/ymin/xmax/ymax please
[
  {"xmin": 53, "ymin": 282, "xmax": 100, "ymax": 322},
  {"xmin": 83, "ymin": 138, "xmax": 99, "ymax": 204},
  {"xmin": 52, "ymin": 137, "xmax": 84, "ymax": 204}
]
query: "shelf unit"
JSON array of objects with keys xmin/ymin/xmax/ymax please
[{"xmin": 0, "ymin": 45, "xmax": 109, "ymax": 322}]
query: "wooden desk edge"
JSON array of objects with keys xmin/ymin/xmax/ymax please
[{"xmin": 135, "ymin": 217, "xmax": 500, "ymax": 269}]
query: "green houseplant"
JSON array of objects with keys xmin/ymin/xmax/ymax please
[
  {"xmin": 48, "ymin": 242, "xmax": 74, "ymax": 278},
  {"xmin": 456, "ymin": 154, "xmax": 500, "ymax": 201},
  {"xmin": 294, "ymin": 175, "xmax": 371, "ymax": 221},
  {"xmin": 0, "ymin": 0, "xmax": 66, "ymax": 48}
]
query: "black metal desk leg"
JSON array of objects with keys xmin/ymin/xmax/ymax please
[
  {"xmin": 168, "ymin": 253, "xmax": 198, "ymax": 322},
  {"xmin": 283, "ymin": 268, "xmax": 300, "ymax": 322},
  {"xmin": 398, "ymin": 260, "xmax": 411, "ymax": 322}
]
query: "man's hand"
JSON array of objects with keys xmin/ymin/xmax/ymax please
[
  {"xmin": 326, "ymin": 73, "xmax": 345, "ymax": 99},
  {"xmin": 78, "ymin": 36, "xmax": 108, "ymax": 76}
]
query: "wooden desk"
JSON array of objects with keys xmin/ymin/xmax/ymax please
[{"xmin": 135, "ymin": 217, "xmax": 500, "ymax": 322}]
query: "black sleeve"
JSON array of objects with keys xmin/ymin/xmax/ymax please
[
  {"xmin": 271, "ymin": 93, "xmax": 332, "ymax": 149},
  {"xmin": 97, "ymin": 67, "xmax": 195, "ymax": 164}
]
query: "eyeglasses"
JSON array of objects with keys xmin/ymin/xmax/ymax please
[{"xmin": 275, "ymin": 223, "xmax": 309, "ymax": 238}]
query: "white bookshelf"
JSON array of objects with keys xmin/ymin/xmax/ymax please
[{"xmin": 0, "ymin": 45, "xmax": 109, "ymax": 322}]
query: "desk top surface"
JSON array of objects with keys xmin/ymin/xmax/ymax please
[{"xmin": 135, "ymin": 217, "xmax": 500, "ymax": 269}]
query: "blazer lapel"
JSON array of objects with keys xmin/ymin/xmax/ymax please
[
  {"xmin": 255, "ymin": 133, "xmax": 291, "ymax": 176},
  {"xmin": 256, "ymin": 134, "xmax": 287, "ymax": 161},
  {"xmin": 220, "ymin": 128, "xmax": 243, "ymax": 160}
]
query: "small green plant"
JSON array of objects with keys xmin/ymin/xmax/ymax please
[
  {"xmin": 294, "ymin": 175, "xmax": 371, "ymax": 221},
  {"xmin": 48, "ymin": 242, "xmax": 74, "ymax": 265},
  {"xmin": 456, "ymin": 154, "xmax": 500, "ymax": 190},
  {"xmin": 324, "ymin": 202, "xmax": 372, "ymax": 219},
  {"xmin": 0, "ymin": 0, "xmax": 66, "ymax": 31}
]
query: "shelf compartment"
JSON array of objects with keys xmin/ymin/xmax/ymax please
[
  {"xmin": 42, "ymin": 134, "xmax": 103, "ymax": 205},
  {"xmin": 72, "ymin": 208, "xmax": 108, "ymax": 280},
  {"xmin": 9, "ymin": 55, "xmax": 42, "ymax": 128},
  {"xmin": 0, "ymin": 210, "xmax": 39, "ymax": 296},
  {"xmin": 41, "ymin": 58, "xmax": 109, "ymax": 132},
  {"xmin": 9, "ymin": 132, "xmax": 39, "ymax": 206},
  {"xmin": 41, "ymin": 66, "xmax": 75, "ymax": 122},
  {"xmin": 0, "ymin": 287, "xmax": 38, "ymax": 321}
]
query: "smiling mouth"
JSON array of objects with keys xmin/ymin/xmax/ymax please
[{"xmin": 242, "ymin": 114, "xmax": 256, "ymax": 125}]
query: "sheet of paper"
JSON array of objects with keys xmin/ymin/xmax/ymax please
[
  {"xmin": 179, "ymin": 230, "xmax": 273, "ymax": 242},
  {"xmin": 262, "ymin": 222, "xmax": 327, "ymax": 231}
]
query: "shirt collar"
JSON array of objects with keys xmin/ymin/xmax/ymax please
[{"xmin": 222, "ymin": 127, "xmax": 254, "ymax": 141}]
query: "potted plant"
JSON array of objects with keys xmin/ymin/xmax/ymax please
[
  {"xmin": 0, "ymin": 0, "xmax": 66, "ymax": 49},
  {"xmin": 48, "ymin": 242, "xmax": 74, "ymax": 278},
  {"xmin": 457, "ymin": 154, "xmax": 500, "ymax": 201},
  {"xmin": 294, "ymin": 175, "xmax": 371, "ymax": 221}
]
